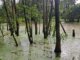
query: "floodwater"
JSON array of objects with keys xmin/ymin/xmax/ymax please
[{"xmin": 0, "ymin": 23, "xmax": 80, "ymax": 60}]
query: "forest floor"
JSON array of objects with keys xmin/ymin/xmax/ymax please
[{"xmin": 0, "ymin": 23, "xmax": 80, "ymax": 60}]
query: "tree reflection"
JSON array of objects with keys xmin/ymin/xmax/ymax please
[{"xmin": 28, "ymin": 45, "xmax": 33, "ymax": 60}]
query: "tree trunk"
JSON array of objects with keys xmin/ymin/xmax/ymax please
[
  {"xmin": 22, "ymin": 0, "xmax": 33, "ymax": 44},
  {"xmin": 43, "ymin": 0, "xmax": 48, "ymax": 39},
  {"xmin": 29, "ymin": 27, "xmax": 33, "ymax": 44},
  {"xmin": 52, "ymin": 25, "xmax": 56, "ymax": 37},
  {"xmin": 15, "ymin": 20, "xmax": 19, "ymax": 36},
  {"xmin": 35, "ymin": 21, "xmax": 37, "ymax": 35},
  {"xmin": 47, "ymin": 0, "xmax": 54, "ymax": 35},
  {"xmin": 3, "ymin": 0, "xmax": 18, "ymax": 47},
  {"xmin": 12, "ymin": 0, "xmax": 19, "ymax": 36},
  {"xmin": 43, "ymin": 0, "xmax": 45, "ymax": 35},
  {"xmin": 0, "ymin": 23, "xmax": 4, "ymax": 37},
  {"xmin": 54, "ymin": 0, "xmax": 61, "ymax": 53},
  {"xmin": 60, "ymin": 21, "xmax": 67, "ymax": 36}
]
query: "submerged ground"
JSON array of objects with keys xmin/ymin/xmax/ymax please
[{"xmin": 0, "ymin": 23, "xmax": 80, "ymax": 60}]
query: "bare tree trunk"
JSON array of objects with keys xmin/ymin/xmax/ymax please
[
  {"xmin": 15, "ymin": 20, "xmax": 19, "ymax": 36},
  {"xmin": 54, "ymin": 0, "xmax": 61, "ymax": 53},
  {"xmin": 35, "ymin": 20, "xmax": 37, "ymax": 35},
  {"xmin": 60, "ymin": 21, "xmax": 67, "ymax": 36}
]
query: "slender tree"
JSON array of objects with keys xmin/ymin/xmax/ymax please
[
  {"xmin": 34, "ymin": 19, "xmax": 37, "ymax": 35},
  {"xmin": 47, "ymin": 0, "xmax": 54, "ymax": 35},
  {"xmin": 12, "ymin": 0, "xmax": 19, "ymax": 36},
  {"xmin": 43, "ymin": 0, "xmax": 49, "ymax": 39},
  {"xmin": 22, "ymin": 0, "xmax": 33, "ymax": 44},
  {"xmin": 2, "ymin": 0, "xmax": 18, "ymax": 46}
]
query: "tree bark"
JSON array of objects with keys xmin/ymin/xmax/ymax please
[
  {"xmin": 15, "ymin": 20, "xmax": 19, "ymax": 36},
  {"xmin": 54, "ymin": 0, "xmax": 61, "ymax": 53},
  {"xmin": 35, "ymin": 20, "xmax": 37, "ymax": 35}
]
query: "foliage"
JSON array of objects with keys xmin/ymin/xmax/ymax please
[
  {"xmin": 30, "ymin": 5, "xmax": 42, "ymax": 21},
  {"xmin": 16, "ymin": 3, "xmax": 42, "ymax": 22},
  {"xmin": 62, "ymin": 4, "xmax": 80, "ymax": 22},
  {"xmin": 0, "ymin": 7, "xmax": 6, "ymax": 23}
]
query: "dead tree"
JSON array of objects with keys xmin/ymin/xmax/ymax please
[{"xmin": 60, "ymin": 21, "xmax": 67, "ymax": 36}]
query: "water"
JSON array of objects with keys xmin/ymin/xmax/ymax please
[{"xmin": 0, "ymin": 23, "xmax": 80, "ymax": 60}]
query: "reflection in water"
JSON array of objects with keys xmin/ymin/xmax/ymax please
[
  {"xmin": 28, "ymin": 45, "xmax": 32, "ymax": 60},
  {"xmin": 55, "ymin": 53, "xmax": 61, "ymax": 57},
  {"xmin": 43, "ymin": 39, "xmax": 46, "ymax": 56},
  {"xmin": 1, "ymin": 23, "xmax": 80, "ymax": 60},
  {"xmin": 53, "ymin": 53, "xmax": 61, "ymax": 60},
  {"xmin": 43, "ymin": 39, "xmax": 52, "ymax": 58},
  {"xmin": 54, "ymin": 57, "xmax": 61, "ymax": 60}
]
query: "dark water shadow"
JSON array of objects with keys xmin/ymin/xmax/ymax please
[
  {"xmin": 43, "ymin": 39, "xmax": 48, "ymax": 55},
  {"xmin": 54, "ymin": 57, "xmax": 61, "ymax": 60},
  {"xmin": 28, "ymin": 45, "xmax": 33, "ymax": 60},
  {"xmin": 53, "ymin": 53, "xmax": 61, "ymax": 60},
  {"xmin": 43, "ymin": 38, "xmax": 53, "ymax": 58},
  {"xmin": 55, "ymin": 53, "xmax": 61, "ymax": 57}
]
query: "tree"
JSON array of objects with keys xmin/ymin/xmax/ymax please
[
  {"xmin": 2, "ymin": 0, "xmax": 18, "ymax": 47},
  {"xmin": 12, "ymin": 0, "xmax": 19, "ymax": 36},
  {"xmin": 30, "ymin": 5, "xmax": 40, "ymax": 35},
  {"xmin": 22, "ymin": 0, "xmax": 33, "ymax": 44},
  {"xmin": 54, "ymin": 0, "xmax": 61, "ymax": 53},
  {"xmin": 62, "ymin": 4, "xmax": 80, "ymax": 22},
  {"xmin": 47, "ymin": 0, "xmax": 54, "ymax": 35},
  {"xmin": 43, "ymin": 0, "xmax": 49, "ymax": 39}
]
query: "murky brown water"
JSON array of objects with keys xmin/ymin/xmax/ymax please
[{"xmin": 0, "ymin": 23, "xmax": 80, "ymax": 60}]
